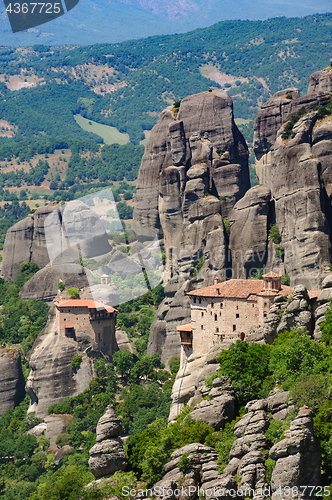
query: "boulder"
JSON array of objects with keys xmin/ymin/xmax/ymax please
[
  {"xmin": 89, "ymin": 405, "xmax": 127, "ymax": 479},
  {"xmin": 96, "ymin": 405, "xmax": 122, "ymax": 442},
  {"xmin": 189, "ymin": 377, "xmax": 235, "ymax": 430}
]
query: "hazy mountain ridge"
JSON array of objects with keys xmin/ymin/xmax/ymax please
[{"xmin": 0, "ymin": 0, "xmax": 331, "ymax": 46}]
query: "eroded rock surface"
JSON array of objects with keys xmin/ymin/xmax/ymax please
[
  {"xmin": 247, "ymin": 284, "xmax": 315, "ymax": 344},
  {"xmin": 270, "ymin": 407, "xmax": 320, "ymax": 497},
  {"xmin": 137, "ymin": 91, "xmax": 249, "ymax": 362},
  {"xmin": 0, "ymin": 347, "xmax": 25, "ymax": 417}
]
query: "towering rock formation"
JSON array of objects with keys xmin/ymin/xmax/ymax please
[
  {"xmin": 230, "ymin": 67, "xmax": 332, "ymax": 288},
  {"xmin": 133, "ymin": 90, "xmax": 249, "ymax": 364}
]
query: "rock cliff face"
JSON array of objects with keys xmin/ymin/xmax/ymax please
[
  {"xmin": 0, "ymin": 347, "xmax": 25, "ymax": 417},
  {"xmin": 89, "ymin": 405, "xmax": 127, "ymax": 479},
  {"xmin": 234, "ymin": 67, "xmax": 332, "ymax": 288},
  {"xmin": 2, "ymin": 206, "xmax": 57, "ymax": 281},
  {"xmin": 134, "ymin": 90, "xmax": 249, "ymax": 364},
  {"xmin": 2, "ymin": 200, "xmax": 111, "ymax": 286}
]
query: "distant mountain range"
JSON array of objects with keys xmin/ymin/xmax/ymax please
[{"xmin": 0, "ymin": 0, "xmax": 331, "ymax": 46}]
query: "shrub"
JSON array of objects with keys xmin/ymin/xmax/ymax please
[
  {"xmin": 217, "ymin": 341, "xmax": 274, "ymax": 405},
  {"xmin": 193, "ymin": 256, "xmax": 205, "ymax": 277},
  {"xmin": 281, "ymin": 106, "xmax": 307, "ymax": 139},
  {"xmin": 265, "ymin": 457, "xmax": 276, "ymax": 484},
  {"xmin": 169, "ymin": 356, "xmax": 180, "ymax": 376},
  {"xmin": 223, "ymin": 217, "xmax": 231, "ymax": 236},
  {"xmin": 275, "ymin": 246, "xmax": 284, "ymax": 259},
  {"xmin": 178, "ymin": 452, "xmax": 193, "ymax": 472},
  {"xmin": 281, "ymin": 273, "xmax": 290, "ymax": 285},
  {"xmin": 66, "ymin": 287, "xmax": 79, "ymax": 299},
  {"xmin": 71, "ymin": 355, "xmax": 83, "ymax": 370},
  {"xmin": 269, "ymin": 224, "xmax": 281, "ymax": 244},
  {"xmin": 320, "ymin": 301, "xmax": 332, "ymax": 344},
  {"xmin": 55, "ymin": 433, "xmax": 69, "ymax": 447}
]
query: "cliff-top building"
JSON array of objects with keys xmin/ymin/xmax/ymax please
[
  {"xmin": 55, "ymin": 299, "xmax": 117, "ymax": 357},
  {"xmin": 177, "ymin": 273, "xmax": 318, "ymax": 368}
]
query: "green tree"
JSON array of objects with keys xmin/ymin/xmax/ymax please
[
  {"xmin": 217, "ymin": 341, "xmax": 274, "ymax": 405},
  {"xmin": 113, "ymin": 349, "xmax": 135, "ymax": 378},
  {"xmin": 66, "ymin": 287, "xmax": 80, "ymax": 299}
]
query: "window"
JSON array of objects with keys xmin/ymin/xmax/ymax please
[
  {"xmin": 220, "ymin": 303, "xmax": 223, "ymax": 308},
  {"xmin": 194, "ymin": 297, "xmax": 196, "ymax": 303},
  {"xmin": 252, "ymin": 304, "xmax": 255, "ymax": 308},
  {"xmin": 264, "ymin": 302, "xmax": 268, "ymax": 307},
  {"xmin": 216, "ymin": 327, "xmax": 219, "ymax": 333},
  {"xmin": 236, "ymin": 305, "xmax": 238, "ymax": 310},
  {"xmin": 236, "ymin": 313, "xmax": 239, "ymax": 318},
  {"xmin": 199, "ymin": 298, "xmax": 201, "ymax": 304},
  {"xmin": 215, "ymin": 314, "xmax": 217, "ymax": 321},
  {"xmin": 64, "ymin": 318, "xmax": 66, "ymax": 321},
  {"xmin": 201, "ymin": 325, "xmax": 203, "ymax": 330},
  {"xmin": 264, "ymin": 313, "xmax": 267, "ymax": 318},
  {"xmin": 211, "ymin": 302, "xmax": 214, "ymax": 308},
  {"xmin": 233, "ymin": 325, "xmax": 236, "ymax": 331},
  {"xmin": 201, "ymin": 312, "xmax": 204, "ymax": 317}
]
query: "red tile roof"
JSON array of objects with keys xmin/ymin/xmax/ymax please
[
  {"xmin": 65, "ymin": 325, "xmax": 74, "ymax": 328},
  {"xmin": 55, "ymin": 299, "xmax": 116, "ymax": 313},
  {"xmin": 176, "ymin": 323, "xmax": 192, "ymax": 332},
  {"xmin": 308, "ymin": 290, "xmax": 320, "ymax": 299},
  {"xmin": 262, "ymin": 272, "xmax": 281, "ymax": 278},
  {"xmin": 187, "ymin": 279, "xmax": 294, "ymax": 300}
]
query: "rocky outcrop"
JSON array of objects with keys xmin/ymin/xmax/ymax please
[
  {"xmin": 20, "ymin": 263, "xmax": 93, "ymax": 303},
  {"xmin": 89, "ymin": 405, "xmax": 127, "ymax": 479},
  {"xmin": 25, "ymin": 305, "xmax": 97, "ymax": 418},
  {"xmin": 248, "ymin": 284, "xmax": 314, "ymax": 344},
  {"xmin": 169, "ymin": 343, "xmax": 234, "ymax": 422},
  {"xmin": 270, "ymin": 407, "xmax": 321, "ymax": 496},
  {"xmin": 115, "ymin": 328, "xmax": 138, "ymax": 357},
  {"xmin": 158, "ymin": 393, "xmax": 318, "ymax": 495},
  {"xmin": 188, "ymin": 377, "xmax": 235, "ymax": 430},
  {"xmin": 27, "ymin": 413, "xmax": 73, "ymax": 449},
  {"xmin": 1, "ymin": 205, "xmax": 62, "ymax": 281},
  {"xmin": 153, "ymin": 443, "xmax": 237, "ymax": 500},
  {"xmin": 0, "ymin": 347, "xmax": 25, "ymax": 417}
]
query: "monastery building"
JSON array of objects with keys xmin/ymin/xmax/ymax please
[
  {"xmin": 55, "ymin": 299, "xmax": 117, "ymax": 357},
  {"xmin": 177, "ymin": 273, "xmax": 318, "ymax": 368}
]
